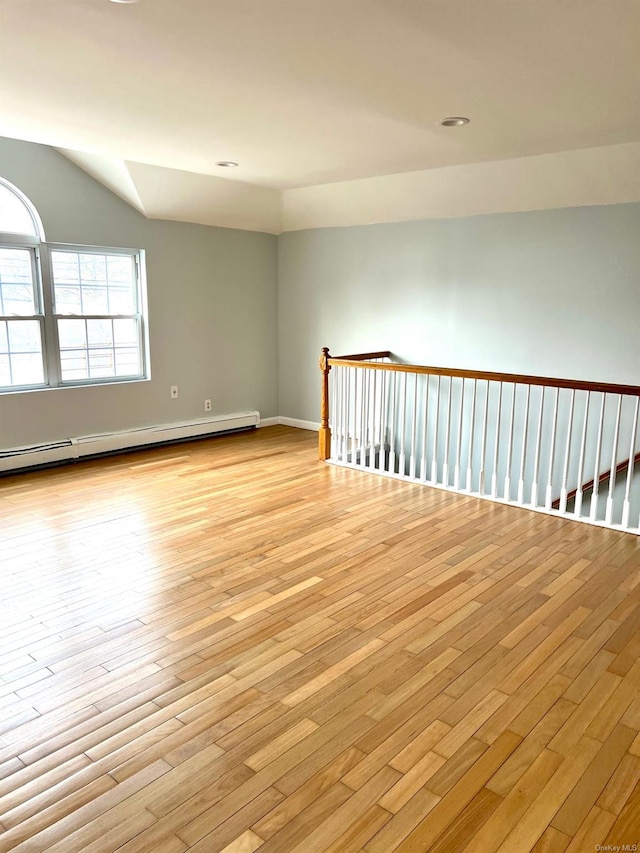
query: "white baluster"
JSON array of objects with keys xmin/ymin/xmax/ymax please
[
  {"xmin": 352, "ymin": 368, "xmax": 358, "ymax": 464},
  {"xmin": 466, "ymin": 379, "xmax": 477, "ymax": 492},
  {"xmin": 334, "ymin": 366, "xmax": 340, "ymax": 460},
  {"xmin": 379, "ymin": 370, "xmax": 388, "ymax": 471},
  {"xmin": 329, "ymin": 367, "xmax": 340, "ymax": 459},
  {"xmin": 340, "ymin": 366, "xmax": 347, "ymax": 463},
  {"xmin": 454, "ymin": 378, "xmax": 464, "ymax": 490},
  {"xmin": 410, "ymin": 373, "xmax": 418, "ymax": 478},
  {"xmin": 491, "ymin": 383, "xmax": 503, "ymax": 498},
  {"xmin": 574, "ymin": 391, "xmax": 591, "ymax": 517},
  {"xmin": 479, "ymin": 380, "xmax": 489, "ymax": 495},
  {"xmin": 351, "ymin": 367, "xmax": 358, "ymax": 463},
  {"xmin": 517, "ymin": 385, "xmax": 531, "ymax": 505},
  {"xmin": 442, "ymin": 377, "xmax": 452, "ymax": 487},
  {"xmin": 431, "ymin": 375, "xmax": 441, "ymax": 483},
  {"xmin": 368, "ymin": 370, "xmax": 377, "ymax": 470},
  {"xmin": 622, "ymin": 396, "xmax": 639, "ymax": 529},
  {"xmin": 399, "ymin": 372, "xmax": 407, "ymax": 476},
  {"xmin": 348, "ymin": 369, "xmax": 353, "ymax": 462},
  {"xmin": 389, "ymin": 372, "xmax": 397, "ymax": 474},
  {"xmin": 605, "ymin": 395, "xmax": 623, "ymax": 524},
  {"xmin": 420, "ymin": 374, "xmax": 430, "ymax": 480},
  {"xmin": 359, "ymin": 369, "xmax": 367, "ymax": 466},
  {"xmin": 504, "ymin": 384, "xmax": 516, "ymax": 501},
  {"xmin": 545, "ymin": 388, "xmax": 560, "ymax": 510},
  {"xmin": 559, "ymin": 389, "xmax": 576, "ymax": 514},
  {"xmin": 342, "ymin": 367, "xmax": 353, "ymax": 462},
  {"xmin": 590, "ymin": 395, "xmax": 606, "ymax": 521},
  {"xmin": 364, "ymin": 370, "xmax": 374, "ymax": 468},
  {"xmin": 530, "ymin": 387, "xmax": 545, "ymax": 506}
]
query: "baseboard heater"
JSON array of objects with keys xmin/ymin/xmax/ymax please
[{"xmin": 0, "ymin": 410, "xmax": 260, "ymax": 473}]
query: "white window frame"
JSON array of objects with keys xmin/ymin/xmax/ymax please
[
  {"xmin": 0, "ymin": 213, "xmax": 148, "ymax": 394},
  {"xmin": 0, "ymin": 233, "xmax": 47, "ymax": 391},
  {"xmin": 45, "ymin": 242, "xmax": 148, "ymax": 388}
]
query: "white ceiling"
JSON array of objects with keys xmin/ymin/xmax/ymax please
[{"xmin": 1, "ymin": 0, "xmax": 639, "ymax": 232}]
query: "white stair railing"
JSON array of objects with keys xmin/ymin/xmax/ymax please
[{"xmin": 322, "ymin": 349, "xmax": 640, "ymax": 535}]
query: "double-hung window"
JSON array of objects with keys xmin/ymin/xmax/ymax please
[
  {"xmin": 51, "ymin": 248, "xmax": 143, "ymax": 383},
  {"xmin": 0, "ymin": 245, "xmax": 45, "ymax": 387},
  {"xmin": 0, "ymin": 177, "xmax": 147, "ymax": 392}
]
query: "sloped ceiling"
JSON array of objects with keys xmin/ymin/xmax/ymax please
[
  {"xmin": 58, "ymin": 150, "xmax": 282, "ymax": 233},
  {"xmin": 1, "ymin": 0, "xmax": 640, "ymax": 232}
]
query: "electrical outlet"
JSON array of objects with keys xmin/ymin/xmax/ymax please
[
  {"xmin": 204, "ymin": 399, "xmax": 212, "ymax": 412},
  {"xmin": 170, "ymin": 385, "xmax": 179, "ymax": 399}
]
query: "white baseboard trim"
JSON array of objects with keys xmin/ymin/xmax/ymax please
[
  {"xmin": 0, "ymin": 411, "xmax": 260, "ymax": 473},
  {"xmin": 279, "ymin": 417, "xmax": 320, "ymax": 431},
  {"xmin": 257, "ymin": 417, "xmax": 320, "ymax": 431}
]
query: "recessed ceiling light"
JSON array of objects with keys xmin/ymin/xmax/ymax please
[
  {"xmin": 215, "ymin": 161, "xmax": 239, "ymax": 168},
  {"xmin": 109, "ymin": 0, "xmax": 141, "ymax": 4},
  {"xmin": 440, "ymin": 116, "xmax": 470, "ymax": 127}
]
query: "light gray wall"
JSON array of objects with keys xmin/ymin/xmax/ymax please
[
  {"xmin": 278, "ymin": 206, "xmax": 640, "ymax": 422},
  {"xmin": 0, "ymin": 137, "xmax": 278, "ymax": 449}
]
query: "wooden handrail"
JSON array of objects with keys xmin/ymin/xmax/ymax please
[
  {"xmin": 327, "ymin": 356, "xmax": 640, "ymax": 398},
  {"xmin": 334, "ymin": 350, "xmax": 392, "ymax": 361},
  {"xmin": 551, "ymin": 450, "xmax": 640, "ymax": 509}
]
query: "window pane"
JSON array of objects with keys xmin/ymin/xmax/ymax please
[
  {"xmin": 11, "ymin": 353, "xmax": 45, "ymax": 385},
  {"xmin": 57, "ymin": 317, "xmax": 141, "ymax": 381},
  {"xmin": 58, "ymin": 319, "xmax": 88, "ymax": 381},
  {"xmin": 107, "ymin": 256, "xmax": 136, "ymax": 313},
  {"xmin": 80, "ymin": 253, "xmax": 106, "ymax": 283},
  {"xmin": 52, "ymin": 250, "xmax": 137, "ymax": 315},
  {"xmin": 51, "ymin": 253, "xmax": 80, "ymax": 285},
  {"xmin": 8, "ymin": 320, "xmax": 41, "ymax": 352},
  {"xmin": 58, "ymin": 318, "xmax": 87, "ymax": 349},
  {"xmin": 0, "ymin": 354, "xmax": 10, "ymax": 385},
  {"xmin": 54, "ymin": 285, "xmax": 81, "ymax": 315},
  {"xmin": 109, "ymin": 285, "xmax": 136, "ymax": 314},
  {"xmin": 88, "ymin": 348, "xmax": 115, "ymax": 378},
  {"xmin": 115, "ymin": 347, "xmax": 140, "ymax": 377},
  {"xmin": 0, "ymin": 183, "xmax": 38, "ymax": 236},
  {"xmin": 81, "ymin": 286, "xmax": 109, "ymax": 314},
  {"xmin": 0, "ymin": 248, "xmax": 36, "ymax": 315},
  {"xmin": 0, "ymin": 319, "xmax": 45, "ymax": 387},
  {"xmin": 87, "ymin": 318, "xmax": 113, "ymax": 347},
  {"xmin": 114, "ymin": 319, "xmax": 140, "ymax": 376},
  {"xmin": 113, "ymin": 318, "xmax": 137, "ymax": 345},
  {"xmin": 60, "ymin": 354, "xmax": 88, "ymax": 382}
]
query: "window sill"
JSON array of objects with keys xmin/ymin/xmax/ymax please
[{"xmin": 0, "ymin": 376, "xmax": 151, "ymax": 397}]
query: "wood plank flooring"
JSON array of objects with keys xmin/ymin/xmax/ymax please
[{"xmin": 1, "ymin": 424, "xmax": 639, "ymax": 852}]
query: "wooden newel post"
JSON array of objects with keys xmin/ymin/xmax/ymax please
[{"xmin": 319, "ymin": 347, "xmax": 331, "ymax": 461}]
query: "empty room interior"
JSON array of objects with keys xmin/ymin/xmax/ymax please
[{"xmin": 1, "ymin": 1, "xmax": 640, "ymax": 851}]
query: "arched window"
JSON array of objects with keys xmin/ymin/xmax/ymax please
[
  {"xmin": 0, "ymin": 177, "xmax": 146, "ymax": 392},
  {"xmin": 0, "ymin": 178, "xmax": 45, "ymax": 240}
]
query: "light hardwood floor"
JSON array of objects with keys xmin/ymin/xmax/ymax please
[{"xmin": 1, "ymin": 425, "xmax": 639, "ymax": 852}]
